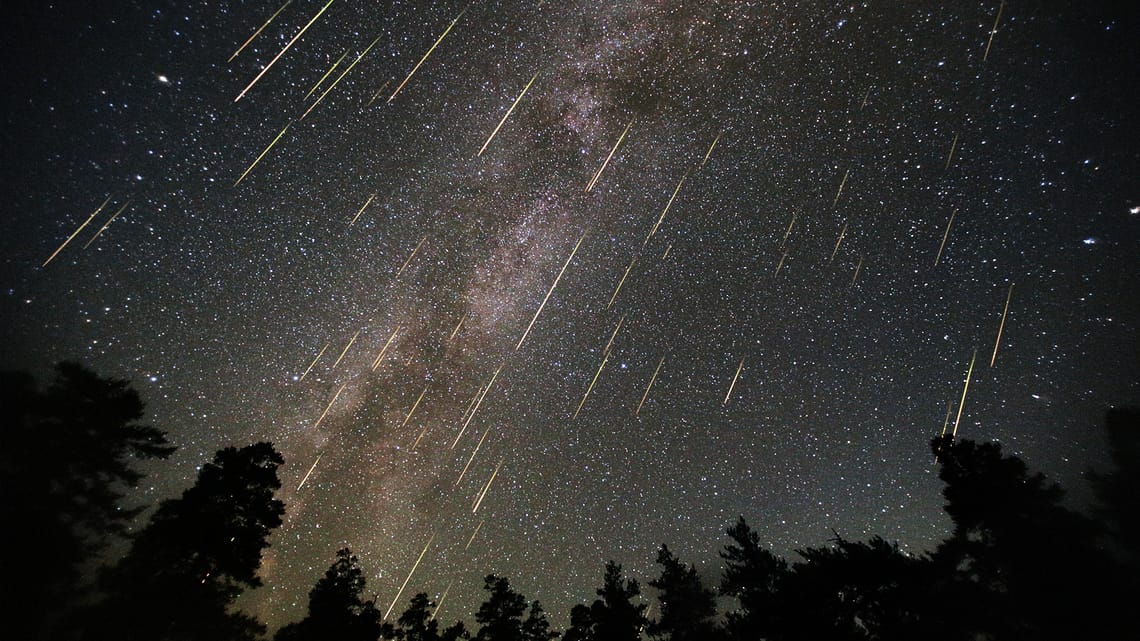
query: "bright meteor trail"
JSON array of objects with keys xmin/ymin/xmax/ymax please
[
  {"xmin": 516, "ymin": 233, "xmax": 586, "ymax": 351},
  {"xmin": 388, "ymin": 11, "xmax": 465, "ymax": 104},
  {"xmin": 478, "ymin": 72, "xmax": 538, "ymax": 156},
  {"xmin": 234, "ymin": 0, "xmax": 336, "ymax": 102}
]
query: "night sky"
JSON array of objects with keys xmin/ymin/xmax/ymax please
[{"xmin": 3, "ymin": 0, "xmax": 1138, "ymax": 632}]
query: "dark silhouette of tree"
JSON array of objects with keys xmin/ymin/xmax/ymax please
[
  {"xmin": 563, "ymin": 561, "xmax": 647, "ymax": 641},
  {"xmin": 473, "ymin": 575, "xmax": 555, "ymax": 641},
  {"xmin": 0, "ymin": 363, "xmax": 174, "ymax": 640},
  {"xmin": 276, "ymin": 548, "xmax": 389, "ymax": 641},
  {"xmin": 386, "ymin": 592, "xmax": 467, "ymax": 641},
  {"xmin": 83, "ymin": 442, "xmax": 286, "ymax": 641},
  {"xmin": 1092, "ymin": 407, "xmax": 1140, "ymax": 565},
  {"xmin": 718, "ymin": 516, "xmax": 788, "ymax": 640},
  {"xmin": 930, "ymin": 435, "xmax": 1115, "ymax": 641},
  {"xmin": 647, "ymin": 545, "xmax": 719, "ymax": 641}
]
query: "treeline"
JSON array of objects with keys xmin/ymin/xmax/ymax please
[{"xmin": 2, "ymin": 363, "xmax": 1137, "ymax": 640}]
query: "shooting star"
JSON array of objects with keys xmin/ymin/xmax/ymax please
[
  {"xmin": 472, "ymin": 460, "xmax": 503, "ymax": 513},
  {"xmin": 573, "ymin": 354, "xmax": 609, "ymax": 420},
  {"xmin": 365, "ymin": 80, "xmax": 392, "ymax": 107},
  {"xmin": 312, "ymin": 382, "xmax": 347, "ymax": 429},
  {"xmin": 388, "ymin": 10, "xmax": 465, "ymax": 104},
  {"xmin": 662, "ymin": 243, "xmax": 673, "ymax": 260},
  {"xmin": 607, "ymin": 256, "xmax": 636, "ymax": 309},
  {"xmin": 43, "ymin": 196, "xmax": 110, "ymax": 267},
  {"xmin": 701, "ymin": 130, "xmax": 723, "ymax": 167},
  {"xmin": 781, "ymin": 213, "xmax": 796, "ymax": 248},
  {"xmin": 516, "ymin": 233, "xmax": 585, "ymax": 351},
  {"xmin": 431, "ymin": 581, "xmax": 453, "ymax": 621},
  {"xmin": 990, "ymin": 283, "xmax": 1014, "ymax": 367},
  {"xmin": 401, "ymin": 385, "xmax": 429, "ymax": 430},
  {"xmin": 453, "ymin": 366, "xmax": 502, "ymax": 447},
  {"xmin": 448, "ymin": 313, "xmax": 466, "ymax": 341},
  {"xmin": 934, "ymin": 209, "xmax": 956, "ymax": 266},
  {"xmin": 724, "ymin": 358, "xmax": 745, "ymax": 405},
  {"xmin": 586, "ymin": 118, "xmax": 633, "ymax": 191},
  {"xmin": 774, "ymin": 249, "xmax": 789, "ymax": 277},
  {"xmin": 371, "ymin": 326, "xmax": 401, "ymax": 371},
  {"xmin": 83, "ymin": 200, "xmax": 130, "ymax": 249},
  {"xmin": 296, "ymin": 454, "xmax": 321, "ymax": 490},
  {"xmin": 464, "ymin": 521, "xmax": 485, "ymax": 550},
  {"xmin": 860, "ymin": 85, "xmax": 873, "ymax": 110},
  {"xmin": 396, "ymin": 236, "xmax": 426, "ymax": 277},
  {"xmin": 385, "ymin": 533, "xmax": 435, "ymax": 620},
  {"xmin": 602, "ymin": 315, "xmax": 625, "ymax": 358},
  {"xmin": 645, "ymin": 172, "xmax": 689, "ymax": 244},
  {"xmin": 455, "ymin": 425, "xmax": 492, "ymax": 486},
  {"xmin": 478, "ymin": 71, "xmax": 539, "ymax": 156},
  {"xmin": 951, "ymin": 349, "xmax": 978, "ymax": 437},
  {"xmin": 299, "ymin": 343, "xmax": 329, "ymax": 381},
  {"xmin": 301, "ymin": 35, "xmax": 382, "ymax": 120},
  {"xmin": 235, "ymin": 0, "xmax": 336, "ymax": 102},
  {"xmin": 305, "ymin": 48, "xmax": 349, "ymax": 99},
  {"xmin": 229, "ymin": 0, "xmax": 292, "ymax": 63},
  {"xmin": 850, "ymin": 256, "xmax": 863, "ymax": 289},
  {"xmin": 832, "ymin": 169, "xmax": 850, "ymax": 208},
  {"xmin": 982, "ymin": 0, "xmax": 1005, "ymax": 63},
  {"xmin": 635, "ymin": 355, "xmax": 665, "ymax": 416},
  {"xmin": 234, "ymin": 122, "xmax": 291, "ymax": 186},
  {"xmin": 829, "ymin": 221, "xmax": 848, "ymax": 264},
  {"xmin": 331, "ymin": 330, "xmax": 360, "ymax": 370},
  {"xmin": 349, "ymin": 194, "xmax": 376, "ymax": 226},
  {"xmin": 944, "ymin": 132, "xmax": 959, "ymax": 170}
]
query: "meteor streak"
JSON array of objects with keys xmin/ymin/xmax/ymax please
[
  {"xmin": 516, "ymin": 233, "xmax": 585, "ymax": 351},
  {"xmin": 331, "ymin": 330, "xmax": 360, "ymax": 370},
  {"xmin": 646, "ymin": 173, "xmax": 688, "ymax": 244},
  {"xmin": 832, "ymin": 169, "xmax": 850, "ymax": 208},
  {"xmin": 701, "ymin": 131, "xmax": 722, "ymax": 167},
  {"xmin": 43, "ymin": 196, "xmax": 110, "ymax": 267},
  {"xmin": 724, "ymin": 358, "xmax": 745, "ymax": 405},
  {"xmin": 850, "ymin": 256, "xmax": 863, "ymax": 289},
  {"xmin": 372, "ymin": 326, "xmax": 401, "ymax": 371},
  {"xmin": 83, "ymin": 200, "xmax": 130, "ymax": 249},
  {"xmin": 432, "ymin": 581, "xmax": 453, "ymax": 620},
  {"xmin": 453, "ymin": 366, "xmax": 502, "ymax": 447},
  {"xmin": 301, "ymin": 35, "xmax": 382, "ymax": 120},
  {"xmin": 472, "ymin": 460, "xmax": 503, "ymax": 513},
  {"xmin": 305, "ymin": 48, "xmax": 349, "ymax": 99},
  {"xmin": 300, "ymin": 343, "xmax": 329, "ymax": 381},
  {"xmin": 234, "ymin": 122, "xmax": 290, "ymax": 186},
  {"xmin": 235, "ymin": 0, "xmax": 336, "ymax": 102},
  {"xmin": 401, "ymin": 385, "xmax": 429, "ymax": 429},
  {"xmin": 396, "ymin": 236, "xmax": 426, "ymax": 277},
  {"xmin": 662, "ymin": 243, "xmax": 673, "ymax": 260},
  {"xmin": 635, "ymin": 355, "xmax": 665, "ymax": 416},
  {"xmin": 781, "ymin": 213, "xmax": 796, "ymax": 248},
  {"xmin": 388, "ymin": 10, "xmax": 465, "ymax": 104},
  {"xmin": 313, "ymin": 382, "xmax": 347, "ymax": 429},
  {"xmin": 448, "ymin": 313, "xmax": 466, "ymax": 340},
  {"xmin": 990, "ymin": 284, "xmax": 1014, "ymax": 367},
  {"xmin": 349, "ymin": 194, "xmax": 376, "ymax": 226},
  {"xmin": 944, "ymin": 132, "xmax": 959, "ymax": 170},
  {"xmin": 829, "ymin": 221, "xmax": 848, "ymax": 264},
  {"xmin": 465, "ymin": 521, "xmax": 485, "ymax": 550},
  {"xmin": 574, "ymin": 354, "xmax": 609, "ymax": 419},
  {"xmin": 861, "ymin": 85, "xmax": 873, "ymax": 110},
  {"xmin": 365, "ymin": 80, "xmax": 392, "ymax": 107},
  {"xmin": 478, "ymin": 72, "xmax": 538, "ymax": 156},
  {"xmin": 229, "ymin": 0, "xmax": 291, "ymax": 63},
  {"xmin": 297, "ymin": 454, "xmax": 321, "ymax": 490},
  {"xmin": 586, "ymin": 118, "xmax": 633, "ymax": 191},
  {"xmin": 385, "ymin": 533, "xmax": 435, "ymax": 620},
  {"xmin": 951, "ymin": 349, "xmax": 977, "ymax": 437},
  {"xmin": 774, "ymin": 250, "xmax": 789, "ymax": 277},
  {"xmin": 607, "ymin": 257, "xmax": 636, "ymax": 309},
  {"xmin": 602, "ymin": 315, "xmax": 625, "ymax": 357},
  {"xmin": 982, "ymin": 1, "xmax": 1005, "ymax": 63},
  {"xmin": 455, "ymin": 425, "xmax": 492, "ymax": 486},
  {"xmin": 934, "ymin": 209, "xmax": 956, "ymax": 266}
]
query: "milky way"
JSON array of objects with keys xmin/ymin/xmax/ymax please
[{"xmin": 2, "ymin": 0, "xmax": 1138, "ymax": 631}]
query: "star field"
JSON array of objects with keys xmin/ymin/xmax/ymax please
[{"xmin": 2, "ymin": 0, "xmax": 1138, "ymax": 632}]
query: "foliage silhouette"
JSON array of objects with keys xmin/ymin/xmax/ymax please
[
  {"xmin": 276, "ymin": 548, "xmax": 389, "ymax": 641},
  {"xmin": 0, "ymin": 362, "xmax": 174, "ymax": 640},
  {"xmin": 563, "ymin": 561, "xmax": 648, "ymax": 641},
  {"xmin": 473, "ymin": 575, "xmax": 556, "ymax": 641},
  {"xmin": 83, "ymin": 442, "xmax": 285, "ymax": 641},
  {"xmin": 646, "ymin": 545, "xmax": 719, "ymax": 641},
  {"xmin": 386, "ymin": 591, "xmax": 467, "ymax": 641}
]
